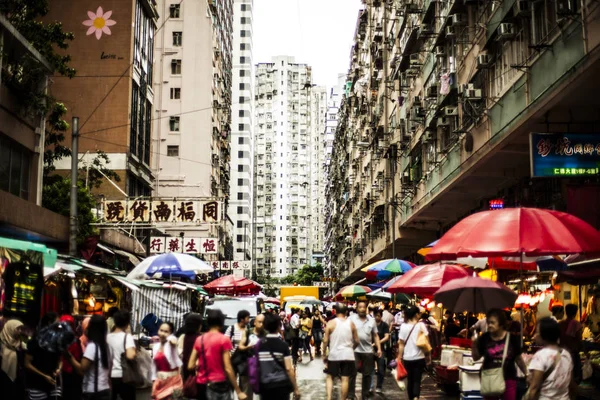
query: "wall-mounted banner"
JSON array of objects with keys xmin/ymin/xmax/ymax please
[
  {"xmin": 149, "ymin": 237, "xmax": 218, "ymax": 254},
  {"xmin": 102, "ymin": 199, "xmax": 222, "ymax": 223},
  {"xmin": 530, "ymin": 133, "xmax": 600, "ymax": 177},
  {"xmin": 208, "ymin": 261, "xmax": 252, "ymax": 271}
]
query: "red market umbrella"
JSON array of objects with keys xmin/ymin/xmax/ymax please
[
  {"xmin": 386, "ymin": 263, "xmax": 471, "ymax": 297},
  {"xmin": 203, "ymin": 275, "xmax": 261, "ymax": 296},
  {"xmin": 426, "ymin": 208, "xmax": 600, "ymax": 261},
  {"xmin": 433, "ymin": 276, "xmax": 518, "ymax": 313}
]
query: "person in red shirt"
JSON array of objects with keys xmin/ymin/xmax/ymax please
[{"xmin": 188, "ymin": 309, "xmax": 247, "ymax": 400}]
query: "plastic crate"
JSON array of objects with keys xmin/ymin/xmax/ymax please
[{"xmin": 450, "ymin": 337, "xmax": 473, "ymax": 348}]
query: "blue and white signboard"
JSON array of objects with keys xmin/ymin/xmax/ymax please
[{"xmin": 530, "ymin": 133, "xmax": 600, "ymax": 177}]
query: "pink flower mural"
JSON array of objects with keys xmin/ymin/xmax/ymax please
[{"xmin": 82, "ymin": 6, "xmax": 116, "ymax": 40}]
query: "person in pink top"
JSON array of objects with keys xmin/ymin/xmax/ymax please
[{"xmin": 188, "ymin": 309, "xmax": 247, "ymax": 400}]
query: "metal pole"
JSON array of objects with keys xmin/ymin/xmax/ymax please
[
  {"xmin": 244, "ymin": 222, "xmax": 247, "ymax": 260},
  {"xmin": 69, "ymin": 117, "xmax": 80, "ymax": 256}
]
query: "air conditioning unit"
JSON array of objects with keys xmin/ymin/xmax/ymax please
[
  {"xmin": 422, "ymin": 130, "xmax": 435, "ymax": 143},
  {"xmin": 435, "ymin": 46, "xmax": 446, "ymax": 57},
  {"xmin": 413, "ymin": 106, "xmax": 425, "ymax": 118},
  {"xmin": 458, "ymin": 83, "xmax": 474, "ymax": 94},
  {"xmin": 444, "ymin": 106, "xmax": 458, "ymax": 117},
  {"xmin": 477, "ymin": 54, "xmax": 490, "ymax": 68},
  {"xmin": 401, "ymin": 171, "xmax": 412, "ymax": 185},
  {"xmin": 420, "ymin": 24, "xmax": 434, "ymax": 35},
  {"xmin": 451, "ymin": 14, "xmax": 466, "ymax": 26},
  {"xmin": 557, "ymin": 0, "xmax": 577, "ymax": 16},
  {"xmin": 497, "ymin": 23, "xmax": 515, "ymax": 41},
  {"xmin": 513, "ymin": 0, "xmax": 531, "ymax": 17},
  {"xmin": 446, "ymin": 26, "xmax": 456, "ymax": 38},
  {"xmin": 463, "ymin": 88, "xmax": 483, "ymax": 99},
  {"xmin": 426, "ymin": 85, "xmax": 438, "ymax": 98},
  {"xmin": 437, "ymin": 117, "xmax": 451, "ymax": 126},
  {"xmin": 409, "ymin": 53, "xmax": 422, "ymax": 65}
]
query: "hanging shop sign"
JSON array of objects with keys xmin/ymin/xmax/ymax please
[
  {"xmin": 102, "ymin": 199, "xmax": 222, "ymax": 224},
  {"xmin": 149, "ymin": 237, "xmax": 218, "ymax": 254},
  {"xmin": 208, "ymin": 261, "xmax": 252, "ymax": 271},
  {"xmin": 530, "ymin": 133, "xmax": 600, "ymax": 177},
  {"xmin": 313, "ymin": 281, "xmax": 329, "ymax": 288}
]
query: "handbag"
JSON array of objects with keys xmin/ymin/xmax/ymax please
[
  {"xmin": 523, "ymin": 349, "xmax": 562, "ymax": 400},
  {"xmin": 416, "ymin": 324, "xmax": 432, "ymax": 354},
  {"xmin": 200, "ymin": 335, "xmax": 232, "ymax": 394},
  {"xmin": 120, "ymin": 334, "xmax": 144, "ymax": 387},
  {"xmin": 183, "ymin": 375, "xmax": 198, "ymax": 398},
  {"xmin": 480, "ymin": 333, "xmax": 510, "ymax": 397}
]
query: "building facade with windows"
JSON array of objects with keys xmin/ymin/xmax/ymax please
[
  {"xmin": 231, "ymin": 0, "xmax": 254, "ymax": 264},
  {"xmin": 253, "ymin": 56, "xmax": 326, "ymax": 277},
  {"xmin": 326, "ymin": 0, "xmax": 600, "ymax": 283},
  {"xmin": 47, "ymin": 0, "xmax": 158, "ymax": 200},
  {"xmin": 152, "ymin": 0, "xmax": 234, "ymax": 260}
]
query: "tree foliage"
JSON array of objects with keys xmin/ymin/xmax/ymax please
[
  {"xmin": 42, "ymin": 178, "xmax": 98, "ymax": 244},
  {"xmin": 281, "ymin": 264, "xmax": 325, "ymax": 286}
]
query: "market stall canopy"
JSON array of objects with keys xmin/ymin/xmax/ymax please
[
  {"xmin": 386, "ymin": 263, "xmax": 471, "ymax": 297},
  {"xmin": 366, "ymin": 288, "xmax": 410, "ymax": 303},
  {"xmin": 556, "ymin": 259, "xmax": 600, "ymax": 285},
  {"xmin": 0, "ymin": 237, "xmax": 57, "ymax": 268},
  {"xmin": 203, "ymin": 275, "xmax": 261, "ymax": 296},
  {"xmin": 433, "ymin": 276, "xmax": 518, "ymax": 313},
  {"xmin": 126, "ymin": 253, "xmax": 213, "ymax": 280},
  {"xmin": 56, "ymin": 255, "xmax": 127, "ymax": 276},
  {"xmin": 426, "ymin": 208, "xmax": 600, "ymax": 261},
  {"xmin": 361, "ymin": 259, "xmax": 416, "ymax": 280}
]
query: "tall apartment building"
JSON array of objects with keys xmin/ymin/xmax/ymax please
[
  {"xmin": 324, "ymin": 75, "xmax": 347, "ymax": 168},
  {"xmin": 231, "ymin": 0, "xmax": 254, "ymax": 263},
  {"xmin": 326, "ymin": 0, "xmax": 600, "ymax": 284},
  {"xmin": 308, "ymin": 86, "xmax": 327, "ymax": 265},
  {"xmin": 153, "ymin": 0, "xmax": 234, "ymax": 259},
  {"xmin": 254, "ymin": 56, "xmax": 325, "ymax": 277}
]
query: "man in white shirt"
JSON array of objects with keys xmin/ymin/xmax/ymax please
[{"xmin": 289, "ymin": 308, "xmax": 301, "ymax": 364}]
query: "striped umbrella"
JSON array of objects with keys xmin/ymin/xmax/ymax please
[
  {"xmin": 361, "ymin": 259, "xmax": 416, "ymax": 280},
  {"xmin": 335, "ymin": 285, "xmax": 372, "ymax": 300}
]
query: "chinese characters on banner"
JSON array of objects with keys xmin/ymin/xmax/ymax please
[
  {"xmin": 149, "ymin": 237, "xmax": 219, "ymax": 254},
  {"xmin": 530, "ymin": 133, "xmax": 600, "ymax": 177},
  {"xmin": 103, "ymin": 200, "xmax": 222, "ymax": 223},
  {"xmin": 208, "ymin": 261, "xmax": 252, "ymax": 271}
]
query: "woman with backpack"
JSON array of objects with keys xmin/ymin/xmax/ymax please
[{"xmin": 65, "ymin": 315, "xmax": 111, "ymax": 400}]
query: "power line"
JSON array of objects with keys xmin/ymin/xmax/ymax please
[
  {"xmin": 79, "ymin": 101, "xmax": 240, "ymax": 136},
  {"xmin": 78, "ymin": 135, "xmax": 215, "ymax": 168}
]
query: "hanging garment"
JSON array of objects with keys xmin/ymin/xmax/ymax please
[
  {"xmin": 2, "ymin": 262, "xmax": 44, "ymax": 327},
  {"xmin": 440, "ymin": 73, "xmax": 450, "ymax": 95}
]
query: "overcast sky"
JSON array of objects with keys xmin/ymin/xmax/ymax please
[{"xmin": 252, "ymin": 0, "xmax": 363, "ymax": 89}]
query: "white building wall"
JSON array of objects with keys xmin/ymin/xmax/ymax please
[
  {"xmin": 254, "ymin": 56, "xmax": 316, "ymax": 278},
  {"xmin": 231, "ymin": 0, "xmax": 254, "ymax": 264},
  {"xmin": 309, "ymin": 86, "xmax": 327, "ymax": 262},
  {"xmin": 153, "ymin": 0, "xmax": 214, "ymax": 198}
]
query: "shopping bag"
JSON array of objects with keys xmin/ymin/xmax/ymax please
[{"xmin": 396, "ymin": 359, "xmax": 408, "ymax": 380}]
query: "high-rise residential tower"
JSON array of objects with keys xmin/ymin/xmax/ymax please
[
  {"xmin": 152, "ymin": 0, "xmax": 234, "ymax": 259},
  {"xmin": 253, "ymin": 56, "xmax": 325, "ymax": 278},
  {"xmin": 231, "ymin": 0, "xmax": 254, "ymax": 265}
]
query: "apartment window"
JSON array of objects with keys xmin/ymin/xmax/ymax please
[
  {"xmin": 237, "ymin": 193, "xmax": 243, "ymax": 200},
  {"xmin": 238, "ymin": 178, "xmax": 243, "ymax": 185},
  {"xmin": 172, "ymin": 31, "xmax": 182, "ymax": 46},
  {"xmin": 241, "ymin": 30, "xmax": 247, "ymax": 37},
  {"xmin": 170, "ymin": 87, "xmax": 181, "ymax": 99},
  {"xmin": 238, "ymin": 165, "xmax": 244, "ymax": 172},
  {"xmin": 238, "ymin": 124, "xmax": 244, "ymax": 131},
  {"xmin": 239, "ymin": 96, "xmax": 245, "ymax": 104},
  {"xmin": 240, "ymin": 70, "xmax": 246, "ymax": 77},
  {"xmin": 238, "ymin": 110, "xmax": 246, "ymax": 117},
  {"xmin": 238, "ymin": 137, "xmax": 245, "ymax": 144},
  {"xmin": 240, "ymin": 57, "xmax": 247, "ymax": 64},
  {"xmin": 169, "ymin": 4, "xmax": 181, "ymax": 18},
  {"xmin": 238, "ymin": 151, "xmax": 244, "ymax": 158},
  {"xmin": 239, "ymin": 83, "xmax": 245, "ymax": 90},
  {"xmin": 167, "ymin": 145, "xmax": 179, "ymax": 157},
  {"xmin": 168, "ymin": 116, "xmax": 180, "ymax": 132},
  {"xmin": 0, "ymin": 134, "xmax": 31, "ymax": 200},
  {"xmin": 171, "ymin": 59, "xmax": 181, "ymax": 74},
  {"xmin": 240, "ymin": 43, "xmax": 246, "ymax": 50},
  {"xmin": 241, "ymin": 17, "xmax": 248, "ymax": 24},
  {"xmin": 237, "ymin": 221, "xmax": 243, "ymax": 228},
  {"xmin": 237, "ymin": 206, "xmax": 243, "ymax": 214},
  {"xmin": 241, "ymin": 4, "xmax": 247, "ymax": 11},
  {"xmin": 237, "ymin": 235, "xmax": 243, "ymax": 242}
]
